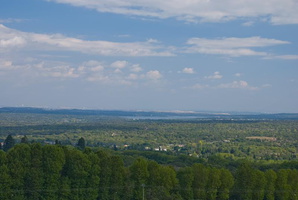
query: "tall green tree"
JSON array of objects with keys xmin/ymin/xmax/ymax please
[
  {"xmin": 147, "ymin": 161, "xmax": 162, "ymax": 199},
  {"xmin": 6, "ymin": 144, "xmax": 31, "ymax": 200},
  {"xmin": 130, "ymin": 158, "xmax": 149, "ymax": 200},
  {"xmin": 58, "ymin": 177, "xmax": 71, "ymax": 200},
  {"xmin": 218, "ymin": 168, "xmax": 234, "ymax": 200},
  {"xmin": 288, "ymin": 169, "xmax": 298, "ymax": 200},
  {"xmin": 177, "ymin": 167, "xmax": 194, "ymax": 200},
  {"xmin": 77, "ymin": 137, "xmax": 85, "ymax": 150},
  {"xmin": 275, "ymin": 169, "xmax": 291, "ymax": 200},
  {"xmin": 21, "ymin": 136, "xmax": 29, "ymax": 144},
  {"xmin": 62, "ymin": 148, "xmax": 91, "ymax": 199},
  {"xmin": 233, "ymin": 162, "xmax": 256, "ymax": 200},
  {"xmin": 24, "ymin": 143, "xmax": 44, "ymax": 200},
  {"xmin": 252, "ymin": 170, "xmax": 266, "ymax": 200},
  {"xmin": 109, "ymin": 155, "xmax": 126, "ymax": 200},
  {"xmin": 3, "ymin": 135, "xmax": 15, "ymax": 152},
  {"xmin": 192, "ymin": 164, "xmax": 209, "ymax": 200},
  {"xmin": 0, "ymin": 150, "xmax": 12, "ymax": 200},
  {"xmin": 264, "ymin": 169, "xmax": 277, "ymax": 200},
  {"xmin": 84, "ymin": 149, "xmax": 100, "ymax": 200},
  {"xmin": 42, "ymin": 145, "xmax": 65, "ymax": 200},
  {"xmin": 206, "ymin": 168, "xmax": 221, "ymax": 200},
  {"xmin": 147, "ymin": 161, "xmax": 178, "ymax": 200},
  {"xmin": 96, "ymin": 150, "xmax": 111, "ymax": 200},
  {"xmin": 158, "ymin": 165, "xmax": 178, "ymax": 199}
]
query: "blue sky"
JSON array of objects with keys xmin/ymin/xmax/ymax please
[{"xmin": 0, "ymin": 0, "xmax": 298, "ymax": 112}]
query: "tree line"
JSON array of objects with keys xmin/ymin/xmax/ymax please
[{"xmin": 1, "ymin": 143, "xmax": 298, "ymax": 200}]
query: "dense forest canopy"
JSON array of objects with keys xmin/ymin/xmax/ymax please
[{"xmin": 0, "ymin": 144, "xmax": 298, "ymax": 200}]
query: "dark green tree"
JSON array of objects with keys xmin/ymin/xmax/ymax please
[
  {"xmin": 0, "ymin": 150, "xmax": 12, "ymax": 200},
  {"xmin": 146, "ymin": 161, "xmax": 177, "ymax": 199},
  {"xmin": 96, "ymin": 150, "xmax": 111, "ymax": 200},
  {"xmin": 3, "ymin": 135, "xmax": 15, "ymax": 152},
  {"xmin": 55, "ymin": 140, "xmax": 60, "ymax": 145},
  {"xmin": 146, "ymin": 161, "xmax": 161, "ymax": 199},
  {"xmin": 158, "ymin": 165, "xmax": 178, "ymax": 199},
  {"xmin": 177, "ymin": 167, "xmax": 194, "ymax": 200},
  {"xmin": 130, "ymin": 158, "xmax": 149, "ymax": 200},
  {"xmin": 24, "ymin": 143, "xmax": 44, "ymax": 200},
  {"xmin": 109, "ymin": 155, "xmax": 126, "ymax": 200},
  {"xmin": 252, "ymin": 170, "xmax": 266, "ymax": 200},
  {"xmin": 264, "ymin": 169, "xmax": 277, "ymax": 200},
  {"xmin": 233, "ymin": 162, "xmax": 256, "ymax": 200},
  {"xmin": 192, "ymin": 164, "xmax": 209, "ymax": 200},
  {"xmin": 21, "ymin": 136, "xmax": 29, "ymax": 144},
  {"xmin": 42, "ymin": 145, "xmax": 65, "ymax": 200},
  {"xmin": 84, "ymin": 150, "xmax": 100, "ymax": 200},
  {"xmin": 275, "ymin": 169, "xmax": 291, "ymax": 200},
  {"xmin": 287, "ymin": 169, "xmax": 298, "ymax": 200},
  {"xmin": 62, "ymin": 148, "xmax": 91, "ymax": 199},
  {"xmin": 218, "ymin": 168, "xmax": 234, "ymax": 200},
  {"xmin": 206, "ymin": 168, "xmax": 221, "ymax": 200},
  {"xmin": 77, "ymin": 137, "xmax": 85, "ymax": 150},
  {"xmin": 6, "ymin": 144, "xmax": 31, "ymax": 200}
]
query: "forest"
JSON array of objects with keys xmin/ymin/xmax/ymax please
[
  {"xmin": 0, "ymin": 108, "xmax": 298, "ymax": 199},
  {"xmin": 1, "ymin": 143, "xmax": 298, "ymax": 200}
]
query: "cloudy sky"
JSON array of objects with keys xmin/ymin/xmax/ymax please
[{"xmin": 1, "ymin": 0, "xmax": 298, "ymax": 112}]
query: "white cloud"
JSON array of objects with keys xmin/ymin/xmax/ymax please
[
  {"xmin": 187, "ymin": 37, "xmax": 289, "ymax": 48},
  {"xmin": 114, "ymin": 68, "xmax": 122, "ymax": 73},
  {"xmin": 46, "ymin": 0, "xmax": 298, "ymax": 25},
  {"xmin": 43, "ymin": 65, "xmax": 79, "ymax": 78},
  {"xmin": 146, "ymin": 70, "xmax": 162, "ymax": 80},
  {"xmin": 0, "ymin": 57, "xmax": 164, "ymax": 87},
  {"xmin": 205, "ymin": 71, "xmax": 223, "ymax": 79},
  {"xmin": 234, "ymin": 73, "xmax": 242, "ymax": 77},
  {"xmin": 127, "ymin": 73, "xmax": 138, "ymax": 80},
  {"xmin": 0, "ymin": 59, "xmax": 81, "ymax": 79},
  {"xmin": 0, "ymin": 36, "xmax": 26, "ymax": 48},
  {"xmin": 242, "ymin": 21, "xmax": 254, "ymax": 27},
  {"xmin": 266, "ymin": 55, "xmax": 298, "ymax": 60},
  {"xmin": 0, "ymin": 60, "xmax": 13, "ymax": 70},
  {"xmin": 218, "ymin": 80, "xmax": 258, "ymax": 90},
  {"xmin": 90, "ymin": 65, "xmax": 105, "ymax": 72},
  {"xmin": 0, "ymin": 24, "xmax": 174, "ymax": 57},
  {"xmin": 33, "ymin": 62, "xmax": 81, "ymax": 78},
  {"xmin": 185, "ymin": 37, "xmax": 289, "ymax": 57},
  {"xmin": 0, "ymin": 18, "xmax": 24, "ymax": 23},
  {"xmin": 182, "ymin": 67, "xmax": 195, "ymax": 74},
  {"xmin": 82, "ymin": 60, "xmax": 105, "ymax": 72},
  {"xmin": 130, "ymin": 64, "xmax": 142, "ymax": 72},
  {"xmin": 190, "ymin": 80, "xmax": 266, "ymax": 90},
  {"xmin": 111, "ymin": 60, "xmax": 128, "ymax": 68}
]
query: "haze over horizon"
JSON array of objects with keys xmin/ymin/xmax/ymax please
[{"xmin": 1, "ymin": 0, "xmax": 298, "ymax": 113}]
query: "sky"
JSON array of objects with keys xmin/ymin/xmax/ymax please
[{"xmin": 0, "ymin": 0, "xmax": 298, "ymax": 113}]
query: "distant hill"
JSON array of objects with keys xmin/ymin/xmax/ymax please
[{"xmin": 0, "ymin": 107, "xmax": 298, "ymax": 120}]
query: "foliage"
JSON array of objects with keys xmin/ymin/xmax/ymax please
[
  {"xmin": 3, "ymin": 134, "xmax": 15, "ymax": 151},
  {"xmin": 0, "ymin": 144, "xmax": 297, "ymax": 199},
  {"xmin": 1, "ymin": 111, "xmax": 298, "ymax": 199}
]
